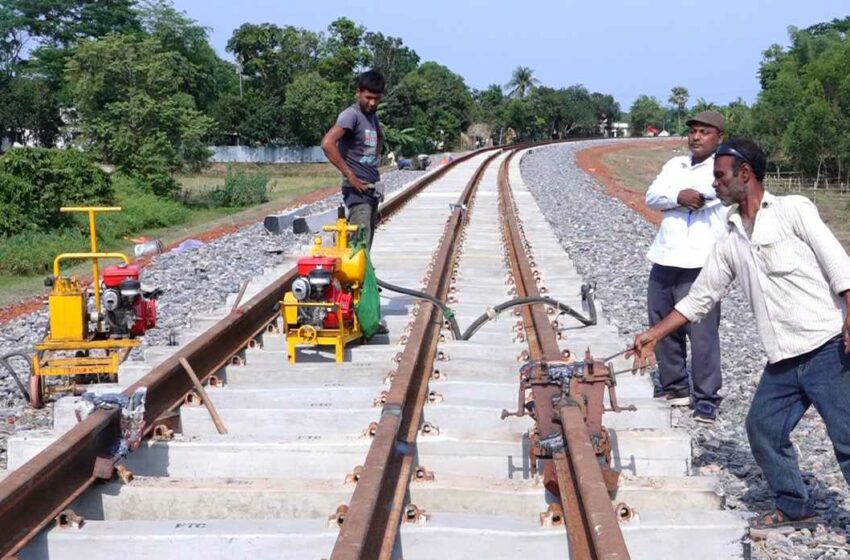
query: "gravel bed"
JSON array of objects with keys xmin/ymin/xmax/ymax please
[
  {"xmin": 521, "ymin": 141, "xmax": 850, "ymax": 559},
  {"xmin": 0, "ymin": 168, "xmax": 427, "ymax": 470}
]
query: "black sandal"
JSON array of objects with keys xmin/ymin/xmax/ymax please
[{"xmin": 749, "ymin": 509, "xmax": 818, "ymax": 531}]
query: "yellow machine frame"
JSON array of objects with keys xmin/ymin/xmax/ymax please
[
  {"xmin": 282, "ymin": 217, "xmax": 364, "ymax": 363},
  {"xmin": 31, "ymin": 207, "xmax": 139, "ymax": 405}
]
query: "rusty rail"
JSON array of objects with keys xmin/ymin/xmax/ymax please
[
  {"xmin": 331, "ymin": 149, "xmax": 503, "ymax": 559},
  {"xmin": 0, "ymin": 146, "xmax": 500, "ymax": 559},
  {"xmin": 497, "ymin": 149, "xmax": 630, "ymax": 559}
]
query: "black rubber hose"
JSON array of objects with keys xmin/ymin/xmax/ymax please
[
  {"xmin": 0, "ymin": 351, "xmax": 34, "ymax": 401},
  {"xmin": 375, "ymin": 277, "xmax": 596, "ymax": 341},
  {"xmin": 376, "ymin": 278, "xmax": 462, "ymax": 339},
  {"xmin": 460, "ymin": 294, "xmax": 596, "ymax": 341}
]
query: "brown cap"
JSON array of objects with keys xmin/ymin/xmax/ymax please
[{"xmin": 686, "ymin": 110, "xmax": 724, "ymax": 132}]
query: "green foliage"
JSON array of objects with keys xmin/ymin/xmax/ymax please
[
  {"xmin": 67, "ymin": 33, "xmax": 215, "ymax": 194},
  {"xmin": 214, "ymin": 168, "xmax": 269, "ymax": 207},
  {"xmin": 0, "ymin": 75, "xmax": 61, "ymax": 146},
  {"xmin": 0, "ymin": 229, "xmax": 89, "ymax": 276},
  {"xmin": 0, "ymin": 148, "xmax": 113, "ymax": 235},
  {"xmin": 283, "ymin": 72, "xmax": 347, "ymax": 146},
  {"xmin": 382, "ymin": 125, "xmax": 418, "ymax": 157},
  {"xmin": 98, "ymin": 175, "xmax": 189, "ymax": 237},
  {"xmin": 382, "ymin": 62, "xmax": 472, "ymax": 150},
  {"xmin": 0, "ymin": 175, "xmax": 190, "ymax": 276},
  {"xmin": 363, "ymin": 32, "xmax": 419, "ymax": 91},
  {"xmin": 505, "ymin": 66, "xmax": 539, "ymax": 99},
  {"xmin": 319, "ymin": 17, "xmax": 369, "ymax": 87},
  {"xmin": 629, "ymin": 95, "xmax": 664, "ymax": 136},
  {"xmin": 749, "ymin": 19, "xmax": 850, "ymax": 179}
]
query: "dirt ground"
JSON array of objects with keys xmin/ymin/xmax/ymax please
[
  {"xmin": 575, "ymin": 139, "xmax": 683, "ymax": 226},
  {"xmin": 577, "ymin": 139, "xmax": 850, "ymax": 249}
]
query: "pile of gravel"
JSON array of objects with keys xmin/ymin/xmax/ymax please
[
  {"xmin": 521, "ymin": 142, "xmax": 850, "ymax": 560},
  {"xmin": 0, "ymin": 168, "xmax": 426, "ymax": 469}
]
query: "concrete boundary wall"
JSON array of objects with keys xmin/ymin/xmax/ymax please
[{"xmin": 210, "ymin": 145, "xmax": 328, "ymax": 164}]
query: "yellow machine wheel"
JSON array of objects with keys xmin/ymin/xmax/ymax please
[
  {"xmin": 297, "ymin": 325, "xmax": 318, "ymax": 343},
  {"xmin": 29, "ymin": 374, "xmax": 43, "ymax": 409}
]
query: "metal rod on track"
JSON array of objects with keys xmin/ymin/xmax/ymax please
[{"xmin": 179, "ymin": 357, "xmax": 228, "ymax": 435}]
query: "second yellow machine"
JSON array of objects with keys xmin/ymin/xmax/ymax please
[{"xmin": 281, "ymin": 208, "xmax": 367, "ymax": 363}]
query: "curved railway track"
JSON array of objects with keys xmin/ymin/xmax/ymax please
[{"xmin": 0, "ymin": 142, "xmax": 746, "ymax": 559}]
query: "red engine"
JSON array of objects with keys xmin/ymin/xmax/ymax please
[
  {"xmin": 292, "ymin": 256, "xmax": 354, "ymax": 329},
  {"xmin": 101, "ymin": 264, "xmax": 157, "ymax": 337}
]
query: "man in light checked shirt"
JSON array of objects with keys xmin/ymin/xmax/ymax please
[{"xmin": 629, "ymin": 138, "xmax": 850, "ymax": 532}]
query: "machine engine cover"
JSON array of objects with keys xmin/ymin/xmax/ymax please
[
  {"xmin": 103, "ymin": 264, "xmax": 141, "ymax": 288},
  {"xmin": 297, "ymin": 256, "xmax": 339, "ymax": 276}
]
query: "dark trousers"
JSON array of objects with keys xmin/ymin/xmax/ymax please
[
  {"xmin": 746, "ymin": 336, "xmax": 850, "ymax": 519},
  {"xmin": 647, "ymin": 264, "xmax": 722, "ymax": 404},
  {"xmin": 347, "ymin": 202, "xmax": 378, "ymax": 250}
]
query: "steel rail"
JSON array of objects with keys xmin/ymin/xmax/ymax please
[
  {"xmin": 496, "ymin": 148, "xmax": 630, "ymax": 560},
  {"xmin": 0, "ymin": 146, "xmax": 500, "ymax": 559},
  {"xmin": 331, "ymin": 149, "xmax": 504, "ymax": 560}
]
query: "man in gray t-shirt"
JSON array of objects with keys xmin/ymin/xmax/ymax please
[{"xmin": 321, "ymin": 70, "xmax": 385, "ymax": 250}]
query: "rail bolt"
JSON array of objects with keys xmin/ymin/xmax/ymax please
[
  {"xmin": 539, "ymin": 503, "xmax": 564, "ymax": 527},
  {"xmin": 517, "ymin": 350, "xmax": 530, "ymax": 362},
  {"xmin": 56, "ymin": 509, "xmax": 84, "ymax": 530},
  {"xmin": 344, "ymin": 466, "xmax": 364, "ymax": 485},
  {"xmin": 153, "ymin": 424, "xmax": 174, "ymax": 441},
  {"xmin": 427, "ymin": 391, "xmax": 443, "ymax": 404},
  {"xmin": 420, "ymin": 422, "xmax": 440, "ymax": 436},
  {"xmin": 412, "ymin": 466, "xmax": 435, "ymax": 483},
  {"xmin": 208, "ymin": 375, "xmax": 223, "ymax": 388},
  {"xmin": 404, "ymin": 504, "xmax": 427, "ymax": 524},
  {"xmin": 184, "ymin": 391, "xmax": 202, "ymax": 407},
  {"xmin": 431, "ymin": 369, "xmax": 444, "ymax": 381},
  {"xmin": 615, "ymin": 502, "xmax": 637, "ymax": 523},
  {"xmin": 373, "ymin": 391, "xmax": 389, "ymax": 407},
  {"xmin": 328, "ymin": 504, "xmax": 349, "ymax": 528},
  {"xmin": 436, "ymin": 351, "xmax": 449, "ymax": 362},
  {"xmin": 363, "ymin": 422, "xmax": 379, "ymax": 438}
]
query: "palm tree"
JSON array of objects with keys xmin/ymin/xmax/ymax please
[
  {"xmin": 505, "ymin": 66, "xmax": 539, "ymax": 99},
  {"xmin": 668, "ymin": 86, "xmax": 689, "ymax": 132}
]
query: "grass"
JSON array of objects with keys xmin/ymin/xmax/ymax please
[
  {"xmin": 176, "ymin": 162, "xmax": 339, "ymax": 202},
  {"xmin": 600, "ymin": 142, "xmax": 687, "ymax": 194},
  {"xmin": 0, "ymin": 162, "xmax": 343, "ymax": 308},
  {"xmin": 601, "ymin": 143, "xmax": 850, "ymax": 251}
]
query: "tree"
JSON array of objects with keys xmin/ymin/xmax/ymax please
[
  {"xmin": 139, "ymin": 0, "xmax": 238, "ymax": 112},
  {"xmin": 226, "ymin": 22, "xmax": 321, "ymax": 97},
  {"xmin": 668, "ymin": 86, "xmax": 689, "ymax": 132},
  {"xmin": 591, "ymin": 92, "xmax": 620, "ymax": 136},
  {"xmin": 505, "ymin": 66, "xmax": 539, "ymax": 99},
  {"xmin": 629, "ymin": 95, "xmax": 664, "ymax": 136},
  {"xmin": 319, "ymin": 17, "xmax": 369, "ymax": 89},
  {"xmin": 67, "ymin": 34, "xmax": 215, "ymax": 194},
  {"xmin": 282, "ymin": 72, "xmax": 346, "ymax": 146},
  {"xmin": 382, "ymin": 62, "xmax": 472, "ymax": 150},
  {"xmin": 363, "ymin": 32, "xmax": 419, "ymax": 92}
]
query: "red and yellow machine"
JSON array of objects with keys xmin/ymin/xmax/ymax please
[
  {"xmin": 30, "ymin": 207, "xmax": 158, "ymax": 407},
  {"xmin": 281, "ymin": 210, "xmax": 366, "ymax": 363}
]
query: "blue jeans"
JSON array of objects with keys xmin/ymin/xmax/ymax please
[{"xmin": 746, "ymin": 335, "xmax": 850, "ymax": 519}]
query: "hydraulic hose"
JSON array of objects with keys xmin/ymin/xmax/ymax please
[{"xmin": 375, "ymin": 277, "xmax": 597, "ymax": 341}]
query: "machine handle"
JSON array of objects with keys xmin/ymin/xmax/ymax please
[
  {"xmin": 60, "ymin": 207, "xmax": 122, "ymax": 213},
  {"xmin": 53, "ymin": 252, "xmax": 129, "ymax": 277},
  {"xmin": 321, "ymin": 224, "xmax": 359, "ymax": 233}
]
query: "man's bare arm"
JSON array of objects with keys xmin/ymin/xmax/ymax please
[{"xmin": 321, "ymin": 125, "xmax": 367, "ymax": 192}]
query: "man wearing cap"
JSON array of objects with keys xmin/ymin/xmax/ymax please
[
  {"xmin": 629, "ymin": 138, "xmax": 850, "ymax": 531},
  {"xmin": 644, "ymin": 110, "xmax": 726, "ymax": 422}
]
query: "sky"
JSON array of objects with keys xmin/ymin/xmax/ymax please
[{"xmin": 171, "ymin": 0, "xmax": 849, "ymax": 110}]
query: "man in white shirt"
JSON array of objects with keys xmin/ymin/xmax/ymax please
[
  {"xmin": 629, "ymin": 138, "xmax": 850, "ymax": 531},
  {"xmin": 644, "ymin": 111, "xmax": 727, "ymax": 422}
]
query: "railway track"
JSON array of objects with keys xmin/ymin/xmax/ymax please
[{"xmin": 0, "ymin": 142, "xmax": 746, "ymax": 559}]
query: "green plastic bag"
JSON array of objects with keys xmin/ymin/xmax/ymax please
[{"xmin": 353, "ymin": 245, "xmax": 381, "ymax": 340}]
